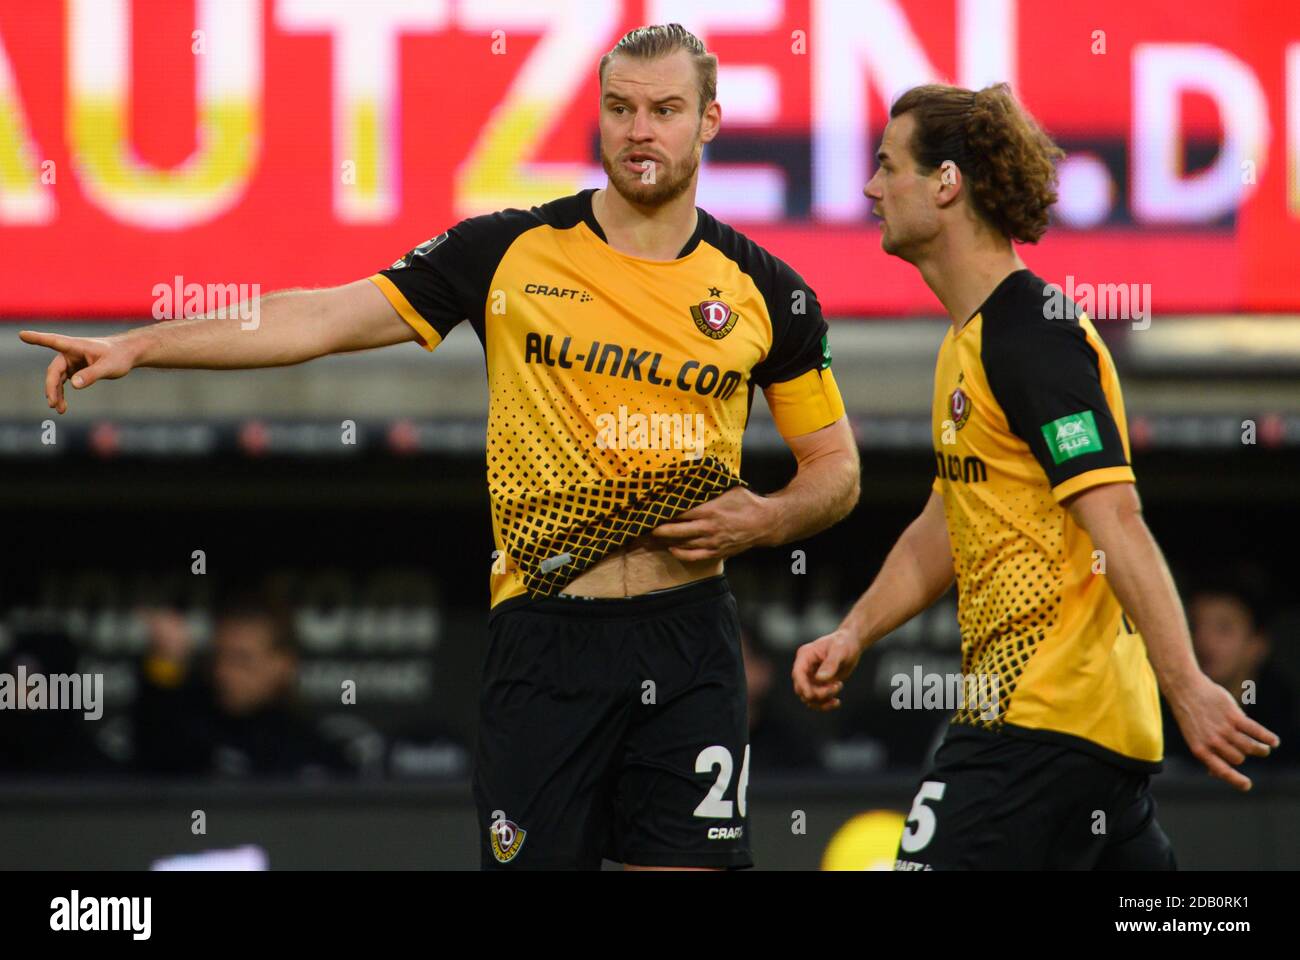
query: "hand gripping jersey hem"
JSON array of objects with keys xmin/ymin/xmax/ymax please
[
  {"xmin": 1051, "ymin": 465, "xmax": 1135, "ymax": 504},
  {"xmin": 764, "ymin": 367, "xmax": 846, "ymax": 439},
  {"xmin": 368, "ymin": 274, "xmax": 442, "ymax": 352},
  {"xmin": 507, "ymin": 457, "xmax": 748, "ymax": 600}
]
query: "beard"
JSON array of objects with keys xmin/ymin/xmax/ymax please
[{"xmin": 601, "ymin": 140, "xmax": 701, "ymax": 209}]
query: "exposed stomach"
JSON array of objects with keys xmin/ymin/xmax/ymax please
[{"xmin": 561, "ymin": 534, "xmax": 723, "ymax": 597}]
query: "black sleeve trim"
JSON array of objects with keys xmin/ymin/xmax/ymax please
[
  {"xmin": 980, "ymin": 292, "xmax": 1129, "ymax": 488},
  {"xmin": 703, "ymin": 215, "xmax": 830, "ymax": 388},
  {"xmin": 376, "ymin": 206, "xmax": 543, "ymax": 344}
]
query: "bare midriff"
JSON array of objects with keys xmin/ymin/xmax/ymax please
[{"xmin": 560, "ymin": 535, "xmax": 722, "ymax": 598}]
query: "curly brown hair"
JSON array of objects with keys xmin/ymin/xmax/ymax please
[{"xmin": 890, "ymin": 82, "xmax": 1064, "ymax": 243}]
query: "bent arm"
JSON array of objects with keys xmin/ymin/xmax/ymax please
[
  {"xmin": 762, "ymin": 415, "xmax": 861, "ymax": 545},
  {"xmin": 838, "ymin": 489, "xmax": 953, "ymax": 650},
  {"xmin": 791, "ymin": 489, "xmax": 952, "ymax": 708}
]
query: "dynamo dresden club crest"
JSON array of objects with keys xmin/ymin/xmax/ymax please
[
  {"xmin": 490, "ymin": 818, "xmax": 527, "ymax": 863},
  {"xmin": 691, "ymin": 299, "xmax": 740, "ymax": 340},
  {"xmin": 948, "ymin": 386, "xmax": 972, "ymax": 430}
]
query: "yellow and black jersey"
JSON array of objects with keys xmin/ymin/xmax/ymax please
[
  {"xmin": 931, "ymin": 268, "xmax": 1162, "ymax": 772},
  {"xmin": 371, "ymin": 189, "xmax": 844, "ymax": 610}
]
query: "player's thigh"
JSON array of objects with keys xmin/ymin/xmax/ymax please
[
  {"xmin": 895, "ymin": 732, "xmax": 1108, "ymax": 870},
  {"xmin": 612, "ymin": 592, "xmax": 752, "ymax": 869},
  {"xmin": 1093, "ymin": 780, "xmax": 1178, "ymax": 871},
  {"xmin": 473, "ymin": 610, "xmax": 627, "ymax": 870}
]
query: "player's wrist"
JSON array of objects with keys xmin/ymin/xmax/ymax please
[
  {"xmin": 837, "ymin": 613, "xmax": 871, "ymax": 652},
  {"xmin": 754, "ymin": 493, "xmax": 785, "ymax": 547},
  {"xmin": 114, "ymin": 328, "xmax": 154, "ymax": 369},
  {"xmin": 1160, "ymin": 663, "xmax": 1210, "ymax": 704}
]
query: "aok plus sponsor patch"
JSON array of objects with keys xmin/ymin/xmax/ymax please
[{"xmin": 1042, "ymin": 410, "xmax": 1102, "ymax": 464}]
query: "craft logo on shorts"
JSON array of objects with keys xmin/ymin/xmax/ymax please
[
  {"xmin": 948, "ymin": 387, "xmax": 972, "ymax": 430},
  {"xmin": 708, "ymin": 826, "xmax": 744, "ymax": 840},
  {"xmin": 490, "ymin": 818, "xmax": 527, "ymax": 863},
  {"xmin": 691, "ymin": 300, "xmax": 740, "ymax": 340}
]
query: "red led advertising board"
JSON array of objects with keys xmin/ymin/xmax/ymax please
[{"xmin": 0, "ymin": 0, "xmax": 1296, "ymax": 318}]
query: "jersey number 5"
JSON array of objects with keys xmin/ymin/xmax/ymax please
[{"xmin": 900, "ymin": 780, "xmax": 947, "ymax": 853}]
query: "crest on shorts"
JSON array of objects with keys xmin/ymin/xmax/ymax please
[
  {"xmin": 948, "ymin": 387, "xmax": 972, "ymax": 430},
  {"xmin": 490, "ymin": 819, "xmax": 527, "ymax": 863},
  {"xmin": 691, "ymin": 300, "xmax": 740, "ymax": 340}
]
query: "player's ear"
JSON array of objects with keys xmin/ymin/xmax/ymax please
[
  {"xmin": 699, "ymin": 99, "xmax": 721, "ymax": 143},
  {"xmin": 934, "ymin": 159, "xmax": 963, "ymax": 208}
]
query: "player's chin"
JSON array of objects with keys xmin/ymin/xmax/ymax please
[{"xmin": 623, "ymin": 182, "xmax": 665, "ymax": 204}]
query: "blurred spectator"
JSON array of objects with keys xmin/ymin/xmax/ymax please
[
  {"xmin": 742, "ymin": 628, "xmax": 821, "ymax": 772},
  {"xmin": 1162, "ymin": 576, "xmax": 1299, "ymax": 771},
  {"xmin": 0, "ymin": 618, "xmax": 118, "ymax": 775},
  {"xmin": 133, "ymin": 593, "xmax": 353, "ymax": 779},
  {"xmin": 832, "ymin": 660, "xmax": 951, "ymax": 773}
]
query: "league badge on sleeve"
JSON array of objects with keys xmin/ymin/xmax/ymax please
[{"xmin": 391, "ymin": 231, "xmax": 449, "ymax": 269}]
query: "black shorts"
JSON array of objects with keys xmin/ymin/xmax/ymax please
[
  {"xmin": 473, "ymin": 575, "xmax": 752, "ymax": 870},
  {"xmin": 895, "ymin": 724, "xmax": 1177, "ymax": 871}
]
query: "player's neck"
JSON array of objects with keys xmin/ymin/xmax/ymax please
[
  {"xmin": 593, "ymin": 186, "xmax": 699, "ymax": 261},
  {"xmin": 916, "ymin": 236, "xmax": 1026, "ymax": 331}
]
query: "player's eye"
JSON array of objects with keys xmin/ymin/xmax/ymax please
[{"xmin": 657, "ymin": 106, "xmax": 674, "ymax": 116}]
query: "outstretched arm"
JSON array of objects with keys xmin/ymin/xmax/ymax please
[{"xmin": 21, "ymin": 278, "xmax": 416, "ymax": 414}]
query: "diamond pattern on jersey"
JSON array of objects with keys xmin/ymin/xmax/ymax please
[{"xmin": 494, "ymin": 455, "xmax": 746, "ymax": 598}]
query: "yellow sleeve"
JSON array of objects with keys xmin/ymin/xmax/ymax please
[
  {"xmin": 762, "ymin": 367, "xmax": 846, "ymax": 439},
  {"xmin": 1051, "ymin": 465, "xmax": 1136, "ymax": 504},
  {"xmin": 368, "ymin": 274, "xmax": 443, "ymax": 352}
]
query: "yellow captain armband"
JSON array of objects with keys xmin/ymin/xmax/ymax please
[{"xmin": 763, "ymin": 366, "xmax": 846, "ymax": 439}]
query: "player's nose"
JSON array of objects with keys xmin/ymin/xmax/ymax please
[{"xmin": 628, "ymin": 107, "xmax": 655, "ymax": 141}]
